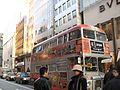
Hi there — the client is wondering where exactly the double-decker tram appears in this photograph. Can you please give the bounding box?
[30,25,110,90]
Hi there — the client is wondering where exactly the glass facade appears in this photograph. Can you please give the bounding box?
[0,33,3,67]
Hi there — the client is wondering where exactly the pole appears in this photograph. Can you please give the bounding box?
[111,18,118,65]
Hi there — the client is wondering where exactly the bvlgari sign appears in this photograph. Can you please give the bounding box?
[99,0,120,13]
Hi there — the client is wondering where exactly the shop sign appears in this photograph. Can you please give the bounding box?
[99,0,120,13]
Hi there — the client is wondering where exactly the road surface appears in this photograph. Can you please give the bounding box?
[0,79,34,90]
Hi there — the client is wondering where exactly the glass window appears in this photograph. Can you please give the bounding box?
[49,64,56,72]
[83,29,95,39]
[69,29,81,41]
[85,57,97,71]
[58,36,63,45]
[59,6,62,13]
[59,18,62,26]
[51,39,57,47]
[72,10,76,18]
[55,21,58,27]
[72,0,76,5]
[55,9,58,16]
[67,0,71,8]
[64,34,67,43]
[63,15,67,24]
[96,32,106,41]
[63,3,66,11]
[67,13,71,21]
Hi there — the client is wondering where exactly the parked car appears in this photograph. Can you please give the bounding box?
[6,72,16,81]
[15,73,30,84]
[2,70,10,79]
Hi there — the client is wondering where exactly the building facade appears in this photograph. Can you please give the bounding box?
[15,18,25,72]
[29,0,54,45]
[83,0,120,61]
[0,33,3,67]
[2,36,14,69]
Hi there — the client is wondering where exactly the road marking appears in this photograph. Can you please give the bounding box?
[0,79,33,90]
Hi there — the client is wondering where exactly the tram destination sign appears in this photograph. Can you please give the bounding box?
[90,41,104,53]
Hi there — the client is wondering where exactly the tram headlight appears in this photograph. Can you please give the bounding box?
[87,81,92,87]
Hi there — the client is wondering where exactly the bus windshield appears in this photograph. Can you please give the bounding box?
[96,32,106,41]
[85,57,97,71]
[83,29,95,39]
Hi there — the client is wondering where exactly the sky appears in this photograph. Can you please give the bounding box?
[0,0,26,44]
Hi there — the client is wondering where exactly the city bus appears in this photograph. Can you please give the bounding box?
[30,25,110,90]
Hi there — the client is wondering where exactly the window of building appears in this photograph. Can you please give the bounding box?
[72,0,76,5]
[72,10,76,18]
[69,29,81,41]
[67,13,71,21]
[67,0,71,8]
[55,21,58,28]
[55,9,58,16]
[63,15,67,24]
[59,6,62,13]
[83,29,95,39]
[64,34,67,43]
[59,18,62,26]
[35,30,37,35]
[63,3,66,11]
[58,36,63,45]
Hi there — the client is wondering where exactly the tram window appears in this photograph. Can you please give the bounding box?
[85,57,97,71]
[49,64,56,72]
[69,29,81,41]
[51,39,57,47]
[58,36,63,45]
[83,29,95,39]
[57,62,67,71]
[36,66,41,72]
[96,32,106,41]
[43,43,48,50]
[64,34,67,43]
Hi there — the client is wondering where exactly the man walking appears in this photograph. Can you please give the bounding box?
[34,67,51,90]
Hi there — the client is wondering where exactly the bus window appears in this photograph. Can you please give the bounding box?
[64,34,67,43]
[51,39,57,47]
[58,36,63,45]
[33,45,42,53]
[57,61,67,72]
[96,32,107,41]
[83,29,95,39]
[85,57,97,71]
[43,43,48,50]
[49,64,56,72]
[36,66,41,72]
[69,29,81,41]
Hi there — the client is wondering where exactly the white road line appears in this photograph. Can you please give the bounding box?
[0,79,33,90]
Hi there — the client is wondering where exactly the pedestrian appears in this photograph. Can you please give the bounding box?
[68,64,87,90]
[103,66,120,90]
[34,67,51,90]
[103,64,114,85]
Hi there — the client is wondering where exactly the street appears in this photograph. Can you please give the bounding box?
[0,79,34,90]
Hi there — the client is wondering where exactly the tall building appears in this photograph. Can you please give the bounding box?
[15,18,26,72]
[0,33,3,67]
[2,35,15,69]
[29,0,54,44]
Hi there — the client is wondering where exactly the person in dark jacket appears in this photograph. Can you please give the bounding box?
[103,66,120,90]
[34,67,51,90]
[103,64,114,85]
[68,64,87,90]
